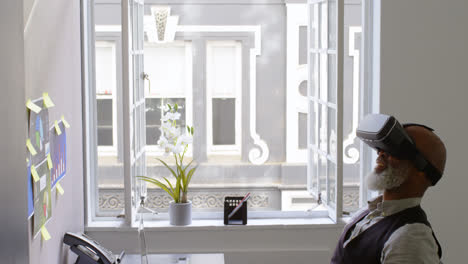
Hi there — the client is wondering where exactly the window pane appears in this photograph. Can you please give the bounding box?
[307,151,319,195]
[319,105,328,152]
[97,98,113,146]
[94,34,123,217]
[319,155,327,203]
[308,53,317,97]
[319,53,328,101]
[328,159,336,207]
[308,102,318,147]
[328,54,337,104]
[212,98,235,145]
[320,2,328,49]
[328,107,337,158]
[328,0,337,50]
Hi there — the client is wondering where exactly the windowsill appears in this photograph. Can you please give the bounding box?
[85,217,345,232]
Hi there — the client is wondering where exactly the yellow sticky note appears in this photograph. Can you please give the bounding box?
[47,154,53,170]
[56,183,64,195]
[26,99,41,113]
[31,165,40,182]
[26,139,37,156]
[54,120,62,135]
[41,226,51,241]
[61,115,70,128]
[42,92,55,108]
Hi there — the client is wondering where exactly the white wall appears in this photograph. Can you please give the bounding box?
[377,0,468,262]
[86,223,343,263]
[24,0,84,263]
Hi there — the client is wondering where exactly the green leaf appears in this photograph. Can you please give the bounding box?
[191,126,194,135]
[168,104,172,110]
[183,159,194,174]
[187,125,190,134]
[186,166,198,189]
[178,164,188,192]
[174,103,178,111]
[175,176,181,203]
[156,158,178,179]
[137,176,176,200]
[163,177,175,193]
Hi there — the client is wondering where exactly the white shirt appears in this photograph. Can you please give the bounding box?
[343,196,441,264]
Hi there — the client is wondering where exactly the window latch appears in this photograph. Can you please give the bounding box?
[142,72,151,94]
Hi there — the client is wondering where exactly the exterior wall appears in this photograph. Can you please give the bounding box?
[376,0,468,262]
[24,0,84,263]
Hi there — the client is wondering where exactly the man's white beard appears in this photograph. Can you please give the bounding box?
[366,164,409,191]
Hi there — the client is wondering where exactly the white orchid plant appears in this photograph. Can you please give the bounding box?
[138,103,196,204]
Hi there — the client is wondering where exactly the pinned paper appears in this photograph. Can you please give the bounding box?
[41,226,51,241]
[26,139,37,156]
[31,165,40,182]
[26,99,41,113]
[54,120,62,135]
[61,115,70,128]
[42,93,55,108]
[47,154,53,169]
[56,183,64,195]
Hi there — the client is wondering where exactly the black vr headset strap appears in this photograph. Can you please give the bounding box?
[402,123,442,185]
[402,123,434,131]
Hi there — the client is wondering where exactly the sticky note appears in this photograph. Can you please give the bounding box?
[31,165,40,182]
[26,99,41,113]
[26,139,37,156]
[56,183,64,195]
[47,154,53,170]
[42,92,55,108]
[41,226,51,241]
[54,120,62,135]
[61,115,70,128]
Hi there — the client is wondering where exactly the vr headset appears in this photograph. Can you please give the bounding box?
[356,114,442,185]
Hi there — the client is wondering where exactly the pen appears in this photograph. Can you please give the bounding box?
[228,193,250,219]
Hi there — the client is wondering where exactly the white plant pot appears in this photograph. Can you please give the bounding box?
[169,201,192,226]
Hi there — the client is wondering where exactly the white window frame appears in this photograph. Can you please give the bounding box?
[206,41,242,156]
[95,40,119,156]
[307,0,344,222]
[83,0,376,226]
[143,41,193,157]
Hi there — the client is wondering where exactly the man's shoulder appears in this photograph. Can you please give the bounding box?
[382,223,440,263]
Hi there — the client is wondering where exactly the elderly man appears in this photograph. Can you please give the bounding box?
[331,114,446,264]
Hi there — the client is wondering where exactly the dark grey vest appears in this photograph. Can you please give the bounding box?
[330,205,442,264]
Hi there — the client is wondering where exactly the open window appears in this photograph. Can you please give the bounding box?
[307,0,344,222]
[122,0,146,224]
[86,0,369,222]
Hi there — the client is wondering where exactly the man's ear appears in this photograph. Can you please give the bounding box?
[414,169,431,188]
[420,171,433,187]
